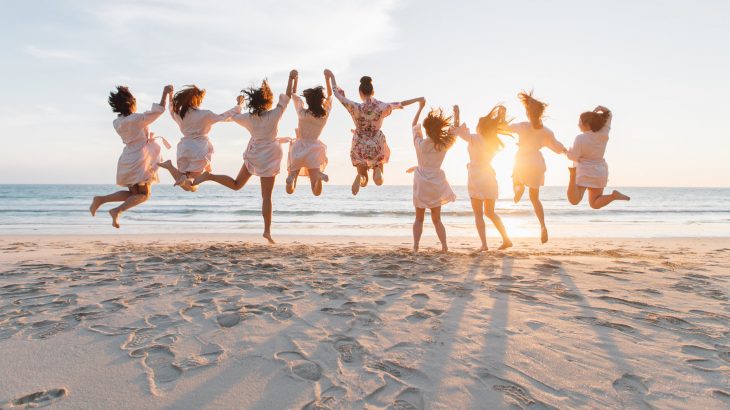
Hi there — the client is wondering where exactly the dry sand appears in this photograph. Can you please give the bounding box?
[0,235,729,409]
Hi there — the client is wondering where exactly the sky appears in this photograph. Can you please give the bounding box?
[1,0,729,189]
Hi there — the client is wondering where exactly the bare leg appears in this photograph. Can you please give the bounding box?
[285,170,299,195]
[484,200,513,250]
[529,188,548,244]
[430,206,448,253]
[90,191,131,216]
[109,189,150,229]
[412,207,425,253]
[308,169,323,196]
[470,198,488,252]
[567,167,586,205]
[260,176,276,244]
[195,164,252,191]
[513,182,525,203]
[373,164,384,186]
[158,160,184,182]
[587,188,631,209]
[352,165,368,195]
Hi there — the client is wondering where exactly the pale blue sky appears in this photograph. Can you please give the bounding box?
[1,0,728,188]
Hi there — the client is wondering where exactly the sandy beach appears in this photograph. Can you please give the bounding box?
[0,235,729,409]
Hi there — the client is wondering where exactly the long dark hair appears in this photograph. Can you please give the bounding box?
[476,105,508,152]
[242,79,273,116]
[302,86,327,118]
[108,86,135,117]
[173,85,205,119]
[580,107,611,132]
[359,76,374,97]
[423,108,456,152]
[518,90,547,129]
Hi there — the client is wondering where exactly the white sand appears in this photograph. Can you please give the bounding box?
[0,235,729,409]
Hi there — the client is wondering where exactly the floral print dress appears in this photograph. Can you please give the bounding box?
[333,86,401,168]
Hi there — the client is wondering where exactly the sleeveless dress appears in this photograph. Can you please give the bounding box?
[287,94,330,176]
[170,104,241,173]
[567,113,612,188]
[454,124,499,200]
[114,103,165,187]
[232,94,290,177]
[506,122,565,188]
[411,124,456,208]
[333,86,401,168]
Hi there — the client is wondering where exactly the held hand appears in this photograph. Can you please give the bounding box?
[164,85,174,94]
[323,69,333,78]
[453,105,459,114]
[290,69,299,79]
[418,97,426,109]
[236,94,245,105]
[595,105,608,112]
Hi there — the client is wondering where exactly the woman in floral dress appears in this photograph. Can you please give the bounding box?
[324,69,423,195]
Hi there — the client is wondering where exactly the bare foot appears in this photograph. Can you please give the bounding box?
[192,171,211,186]
[90,197,102,216]
[263,232,275,244]
[476,245,489,253]
[540,226,548,244]
[612,190,630,201]
[351,175,362,196]
[373,167,384,186]
[176,176,193,192]
[158,160,173,170]
[320,173,329,183]
[498,240,513,250]
[109,208,121,228]
[360,172,368,187]
[285,174,296,194]
[412,245,419,254]
[513,184,525,203]
[440,246,449,253]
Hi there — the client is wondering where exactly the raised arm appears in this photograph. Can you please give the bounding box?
[324,72,333,98]
[159,85,173,107]
[285,69,298,97]
[453,105,460,128]
[325,69,357,113]
[412,97,426,127]
[401,97,424,108]
[594,105,612,134]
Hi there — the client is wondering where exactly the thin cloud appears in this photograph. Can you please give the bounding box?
[25,45,95,63]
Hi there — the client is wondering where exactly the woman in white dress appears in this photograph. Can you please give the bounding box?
[566,105,630,208]
[194,70,298,244]
[285,71,333,196]
[409,98,456,253]
[324,69,423,195]
[159,85,242,192]
[454,104,513,251]
[504,91,566,244]
[90,84,173,228]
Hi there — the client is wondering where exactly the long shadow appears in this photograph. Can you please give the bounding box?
[466,255,513,407]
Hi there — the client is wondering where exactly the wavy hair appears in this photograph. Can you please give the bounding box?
[423,108,456,152]
[302,86,327,118]
[108,86,136,117]
[242,79,273,116]
[172,85,205,119]
[476,104,509,152]
[580,107,611,132]
[518,90,547,129]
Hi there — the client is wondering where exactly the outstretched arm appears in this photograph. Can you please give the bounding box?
[160,85,173,107]
[324,69,337,89]
[324,72,333,97]
[412,97,426,127]
[286,69,298,97]
[401,97,424,108]
[453,105,460,127]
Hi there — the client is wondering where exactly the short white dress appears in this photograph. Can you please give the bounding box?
[455,125,499,200]
[170,104,241,174]
[114,103,165,187]
[411,124,456,209]
[567,113,612,188]
[287,94,330,176]
[232,94,290,177]
[506,122,566,188]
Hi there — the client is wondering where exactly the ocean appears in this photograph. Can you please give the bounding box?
[0,185,728,238]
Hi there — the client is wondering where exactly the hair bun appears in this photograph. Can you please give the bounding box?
[360,76,372,85]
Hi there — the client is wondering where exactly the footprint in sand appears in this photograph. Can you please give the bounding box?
[216,312,241,328]
[177,343,225,371]
[275,351,322,381]
[391,387,425,410]
[28,319,74,340]
[87,324,138,336]
[477,369,552,410]
[272,303,294,320]
[331,335,364,364]
[366,360,429,385]
[1,388,68,409]
[122,328,157,351]
[302,385,347,410]
[612,373,652,409]
[134,345,183,386]
[409,293,429,309]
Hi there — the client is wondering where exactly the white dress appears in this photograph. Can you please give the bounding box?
[506,122,565,188]
[455,125,499,200]
[287,94,330,176]
[114,103,165,187]
[411,124,456,209]
[567,113,612,188]
[170,104,242,174]
[232,94,290,177]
